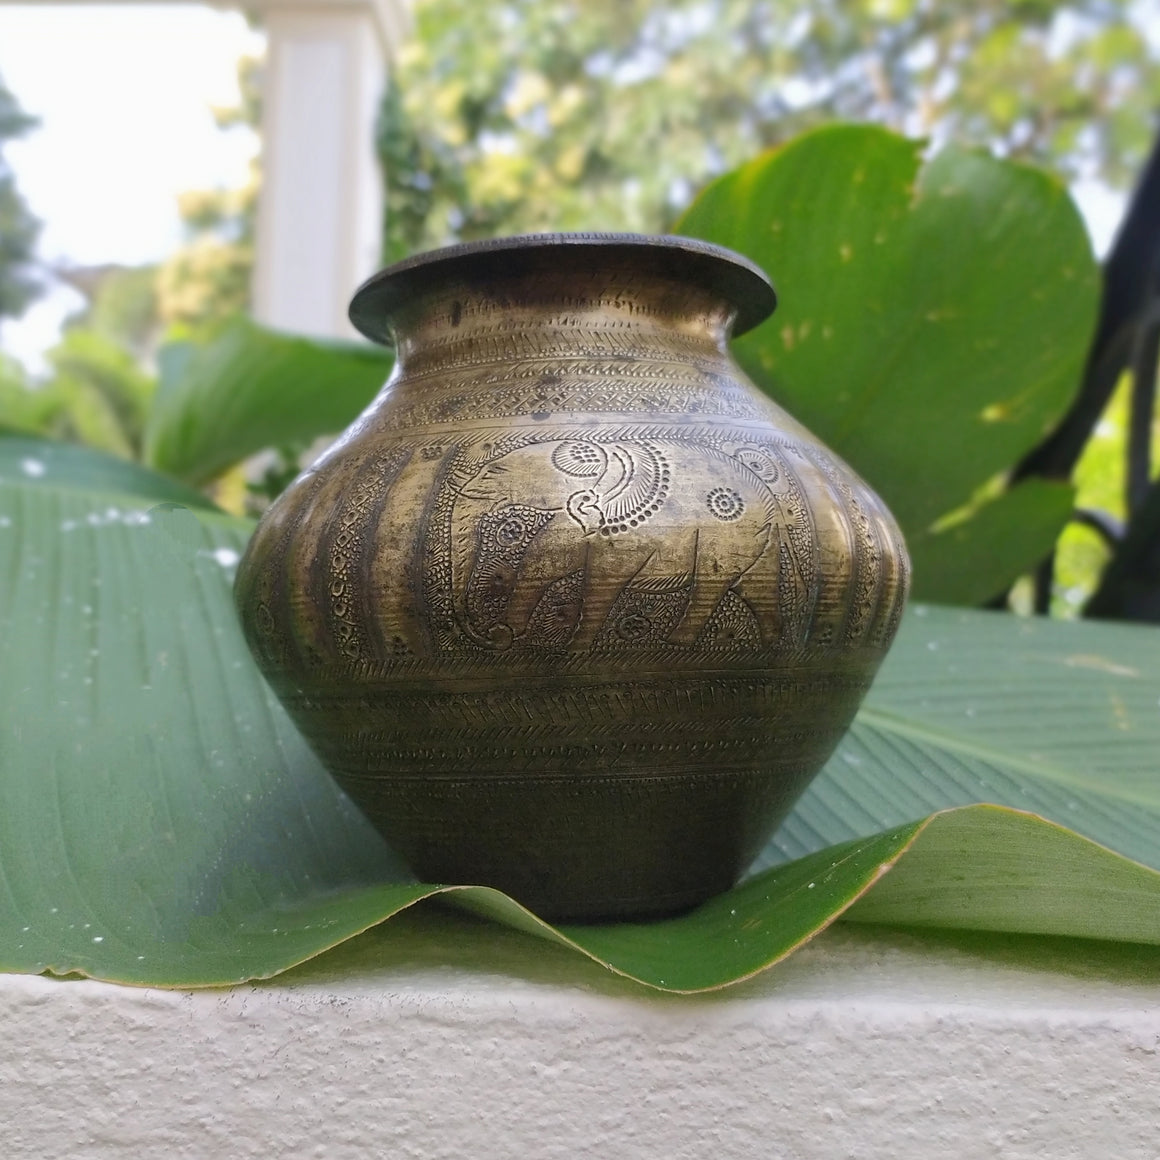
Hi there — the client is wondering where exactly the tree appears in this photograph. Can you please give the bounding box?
[0,54,258,470]
[155,53,261,333]
[57,263,164,360]
[0,72,41,319]
[0,343,153,457]
[379,0,1160,260]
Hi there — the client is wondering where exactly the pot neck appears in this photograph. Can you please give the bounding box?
[386,267,738,375]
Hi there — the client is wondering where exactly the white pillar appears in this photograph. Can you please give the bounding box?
[250,1,406,338]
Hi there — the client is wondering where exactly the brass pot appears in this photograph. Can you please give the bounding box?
[235,233,909,921]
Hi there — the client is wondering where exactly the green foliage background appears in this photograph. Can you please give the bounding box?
[0,72,40,320]
[380,0,1160,258]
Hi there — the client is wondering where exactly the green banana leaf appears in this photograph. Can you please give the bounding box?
[676,124,1099,605]
[0,433,217,510]
[145,320,394,486]
[2,469,1158,991]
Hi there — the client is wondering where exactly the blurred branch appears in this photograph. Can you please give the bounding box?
[1012,124,1160,614]
[1017,130,1160,484]
[1126,301,1160,515]
[1086,477,1160,620]
[1071,507,1124,548]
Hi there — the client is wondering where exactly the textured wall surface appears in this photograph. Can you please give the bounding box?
[3,914,1159,1159]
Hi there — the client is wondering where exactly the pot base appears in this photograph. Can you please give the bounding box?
[333,764,819,922]
[279,664,870,921]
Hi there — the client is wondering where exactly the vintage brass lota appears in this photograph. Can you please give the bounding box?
[234,233,910,921]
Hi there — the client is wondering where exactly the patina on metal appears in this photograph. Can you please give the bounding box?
[234,233,910,921]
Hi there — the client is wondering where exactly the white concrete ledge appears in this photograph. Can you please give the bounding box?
[3,915,1160,1158]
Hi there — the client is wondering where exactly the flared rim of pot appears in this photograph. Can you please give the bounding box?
[348,232,777,345]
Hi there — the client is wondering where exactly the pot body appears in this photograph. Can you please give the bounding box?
[235,235,909,920]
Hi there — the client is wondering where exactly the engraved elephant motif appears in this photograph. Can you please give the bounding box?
[449,437,807,650]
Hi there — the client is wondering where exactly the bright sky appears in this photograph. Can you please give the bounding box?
[0,3,1132,374]
[0,3,264,369]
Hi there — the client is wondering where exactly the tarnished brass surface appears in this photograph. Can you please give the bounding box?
[235,233,910,920]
